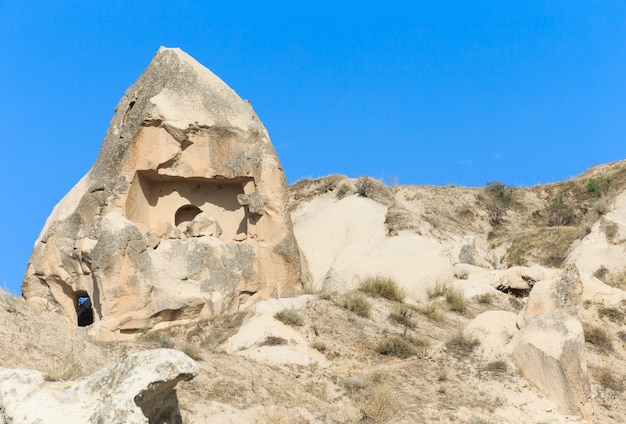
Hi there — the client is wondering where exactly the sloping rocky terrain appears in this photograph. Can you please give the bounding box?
[3,159,626,423]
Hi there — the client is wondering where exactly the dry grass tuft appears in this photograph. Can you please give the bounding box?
[446,334,480,358]
[598,306,625,324]
[181,343,202,360]
[342,293,371,317]
[274,308,304,326]
[377,335,430,359]
[584,324,613,353]
[358,275,405,302]
[260,335,288,346]
[427,283,466,313]
[417,302,444,322]
[473,292,493,305]
[485,360,508,375]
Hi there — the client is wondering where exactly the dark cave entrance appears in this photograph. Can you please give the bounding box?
[77,293,94,327]
[175,204,203,227]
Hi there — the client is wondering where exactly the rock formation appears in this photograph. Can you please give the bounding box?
[22,47,303,338]
[511,265,593,420]
[0,349,198,424]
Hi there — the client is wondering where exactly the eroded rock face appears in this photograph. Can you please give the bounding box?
[511,310,593,421]
[0,349,198,424]
[22,47,303,338]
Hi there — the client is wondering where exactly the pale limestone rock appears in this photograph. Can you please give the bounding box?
[519,264,584,328]
[510,310,593,421]
[463,310,518,361]
[22,47,303,338]
[0,349,198,424]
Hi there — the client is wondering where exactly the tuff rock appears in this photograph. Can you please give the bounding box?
[0,348,198,424]
[22,47,303,338]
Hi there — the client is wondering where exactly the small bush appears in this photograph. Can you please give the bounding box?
[181,343,202,360]
[603,221,619,242]
[158,336,175,348]
[342,293,371,317]
[275,308,304,326]
[358,275,405,302]
[547,194,577,226]
[598,307,625,324]
[598,368,624,393]
[427,282,450,299]
[260,335,288,346]
[446,334,480,358]
[594,265,610,280]
[482,181,514,226]
[418,302,444,322]
[389,305,414,335]
[584,324,613,352]
[312,340,327,352]
[377,335,429,359]
[473,292,493,305]
[485,360,508,374]
[587,177,612,198]
[446,287,467,313]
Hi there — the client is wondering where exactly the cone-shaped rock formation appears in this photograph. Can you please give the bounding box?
[22,47,303,339]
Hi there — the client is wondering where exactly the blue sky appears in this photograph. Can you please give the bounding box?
[1,1,625,294]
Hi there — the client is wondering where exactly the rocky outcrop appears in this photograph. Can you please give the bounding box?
[22,47,303,338]
[0,349,198,424]
[511,310,593,420]
[511,265,593,420]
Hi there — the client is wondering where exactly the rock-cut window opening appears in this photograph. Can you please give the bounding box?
[77,294,94,327]
[175,204,203,227]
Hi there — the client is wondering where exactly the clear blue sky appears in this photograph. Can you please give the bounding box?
[1,1,625,294]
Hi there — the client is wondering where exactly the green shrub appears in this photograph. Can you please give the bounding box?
[275,308,304,326]
[587,177,612,198]
[358,275,405,302]
[342,293,371,317]
[377,335,429,359]
[158,336,175,348]
[482,181,514,226]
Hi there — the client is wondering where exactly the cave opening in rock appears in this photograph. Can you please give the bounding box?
[175,204,203,227]
[77,293,94,327]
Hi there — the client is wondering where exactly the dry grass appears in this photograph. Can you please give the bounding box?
[358,275,405,302]
[417,302,444,322]
[341,293,371,317]
[427,283,467,313]
[376,335,430,359]
[485,360,508,375]
[275,308,304,326]
[584,324,613,353]
[598,306,625,324]
[260,335,288,346]
[446,334,480,358]
[473,293,493,305]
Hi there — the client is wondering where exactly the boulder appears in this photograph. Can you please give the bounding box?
[22,47,303,338]
[510,310,593,421]
[519,264,583,328]
[0,349,198,424]
[463,310,518,361]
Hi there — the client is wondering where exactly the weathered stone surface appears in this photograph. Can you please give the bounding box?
[463,310,518,361]
[519,264,584,328]
[510,310,593,421]
[0,349,198,424]
[22,47,303,338]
